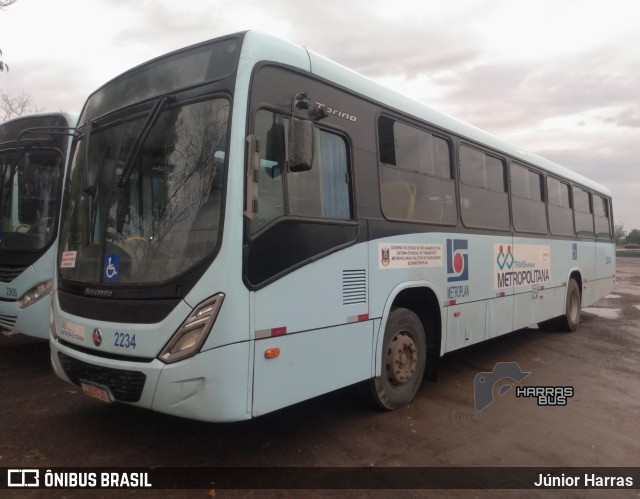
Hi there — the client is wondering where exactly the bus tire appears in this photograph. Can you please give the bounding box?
[558,279,581,332]
[369,307,427,410]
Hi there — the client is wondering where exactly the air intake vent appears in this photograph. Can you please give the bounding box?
[0,265,28,283]
[342,269,367,305]
[0,313,17,329]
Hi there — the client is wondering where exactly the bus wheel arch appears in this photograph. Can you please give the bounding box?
[369,286,442,410]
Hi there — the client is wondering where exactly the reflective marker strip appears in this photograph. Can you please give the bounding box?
[347,314,369,323]
[255,327,287,340]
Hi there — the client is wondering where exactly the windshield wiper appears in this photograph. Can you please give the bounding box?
[118,94,175,187]
[77,122,102,240]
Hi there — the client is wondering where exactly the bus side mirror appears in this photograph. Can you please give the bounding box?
[288,118,313,172]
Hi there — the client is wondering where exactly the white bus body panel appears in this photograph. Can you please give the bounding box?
[251,243,373,416]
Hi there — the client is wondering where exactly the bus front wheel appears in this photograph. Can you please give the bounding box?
[369,307,427,410]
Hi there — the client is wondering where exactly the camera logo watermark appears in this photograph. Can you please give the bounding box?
[474,362,531,411]
[474,362,574,412]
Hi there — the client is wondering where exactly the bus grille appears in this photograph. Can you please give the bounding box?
[0,264,27,282]
[0,313,17,329]
[58,352,146,403]
[342,269,367,305]
[58,290,180,324]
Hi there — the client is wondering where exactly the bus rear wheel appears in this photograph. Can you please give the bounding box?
[369,307,427,410]
[540,278,581,332]
[558,278,581,332]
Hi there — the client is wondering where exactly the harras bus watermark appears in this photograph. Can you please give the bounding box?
[474,362,574,412]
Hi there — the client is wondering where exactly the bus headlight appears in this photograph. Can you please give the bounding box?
[159,294,224,364]
[16,280,53,309]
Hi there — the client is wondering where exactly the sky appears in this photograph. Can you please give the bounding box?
[1,0,639,232]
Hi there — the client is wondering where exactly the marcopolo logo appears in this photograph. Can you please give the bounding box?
[446,239,468,282]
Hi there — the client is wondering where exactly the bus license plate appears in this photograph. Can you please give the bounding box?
[80,381,112,403]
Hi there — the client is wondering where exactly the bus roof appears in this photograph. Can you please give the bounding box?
[0,111,79,128]
[241,31,611,197]
[0,111,79,146]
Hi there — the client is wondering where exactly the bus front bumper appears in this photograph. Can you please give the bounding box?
[50,339,253,422]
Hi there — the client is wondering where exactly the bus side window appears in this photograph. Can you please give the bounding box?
[594,195,612,240]
[252,110,286,233]
[380,177,416,219]
[547,177,574,236]
[288,129,351,220]
[573,186,594,237]
[378,116,456,224]
[511,162,546,234]
[459,145,509,230]
[251,109,351,234]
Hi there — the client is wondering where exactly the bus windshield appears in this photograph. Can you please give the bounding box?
[60,97,230,284]
[0,147,64,252]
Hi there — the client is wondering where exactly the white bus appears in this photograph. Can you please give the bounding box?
[50,32,615,421]
[0,112,77,338]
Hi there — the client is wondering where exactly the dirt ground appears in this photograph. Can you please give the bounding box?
[1,258,639,498]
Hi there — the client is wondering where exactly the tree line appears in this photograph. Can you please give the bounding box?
[616,224,640,245]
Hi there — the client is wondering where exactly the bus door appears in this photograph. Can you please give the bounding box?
[245,102,372,416]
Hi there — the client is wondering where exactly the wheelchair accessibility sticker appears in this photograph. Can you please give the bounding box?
[103,254,120,282]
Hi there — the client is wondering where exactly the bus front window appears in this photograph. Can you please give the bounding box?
[0,149,63,251]
[61,98,230,284]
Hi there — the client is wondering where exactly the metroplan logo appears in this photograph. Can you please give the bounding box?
[446,239,468,282]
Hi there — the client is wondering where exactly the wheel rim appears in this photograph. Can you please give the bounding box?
[385,331,418,386]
